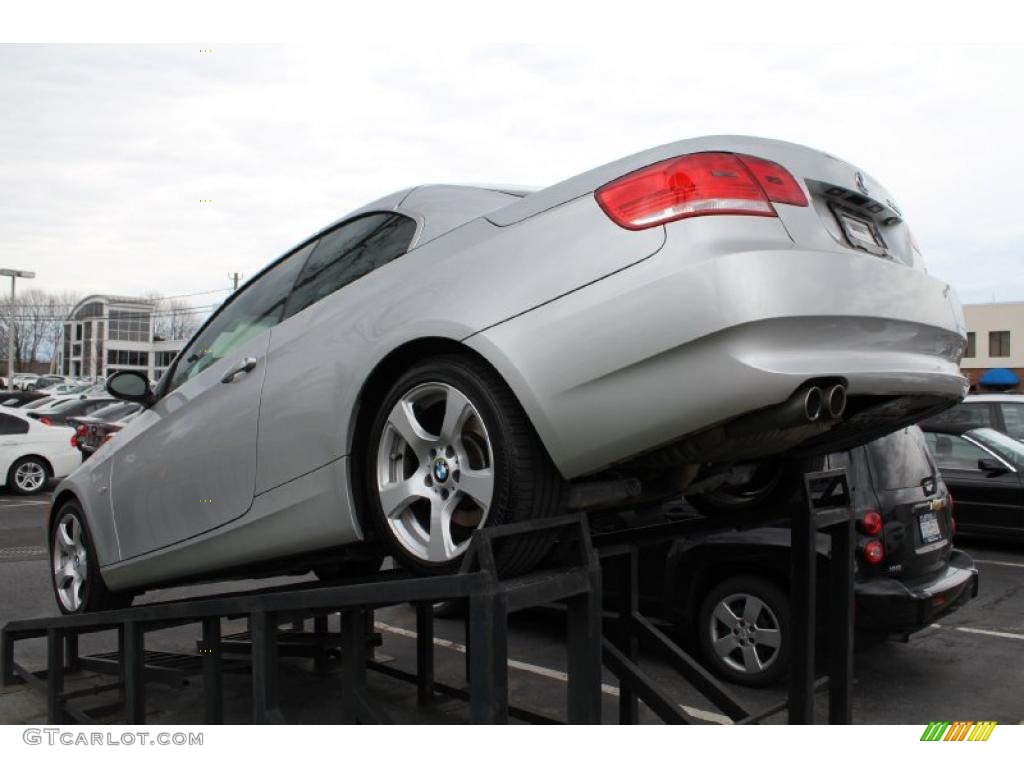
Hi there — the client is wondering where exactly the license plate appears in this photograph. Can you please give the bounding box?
[839,211,883,250]
[918,511,942,543]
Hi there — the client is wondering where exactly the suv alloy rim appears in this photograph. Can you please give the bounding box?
[15,461,46,492]
[53,513,88,612]
[376,382,495,563]
[709,592,783,675]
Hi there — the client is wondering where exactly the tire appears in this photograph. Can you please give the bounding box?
[7,456,51,495]
[364,354,565,576]
[697,575,791,687]
[50,502,133,614]
[686,455,821,515]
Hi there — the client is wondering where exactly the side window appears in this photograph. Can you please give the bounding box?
[285,213,417,318]
[999,403,1024,440]
[925,432,989,472]
[0,414,29,435]
[167,241,315,393]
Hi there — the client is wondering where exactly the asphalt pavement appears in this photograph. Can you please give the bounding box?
[1,488,1022,725]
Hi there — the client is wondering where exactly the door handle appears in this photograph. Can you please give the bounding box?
[221,356,258,383]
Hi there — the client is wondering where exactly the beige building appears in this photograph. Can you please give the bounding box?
[961,301,1024,389]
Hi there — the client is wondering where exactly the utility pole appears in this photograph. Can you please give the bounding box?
[228,272,243,291]
[0,269,35,387]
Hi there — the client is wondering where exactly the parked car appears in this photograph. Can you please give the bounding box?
[0,407,81,495]
[50,136,967,614]
[0,391,48,408]
[625,426,977,686]
[27,397,115,427]
[11,373,39,391]
[25,375,65,392]
[920,393,1024,442]
[37,383,87,397]
[69,402,142,460]
[922,426,1024,542]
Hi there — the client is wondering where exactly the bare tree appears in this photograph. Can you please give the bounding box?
[144,293,201,341]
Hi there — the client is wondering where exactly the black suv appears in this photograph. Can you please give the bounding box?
[632,426,978,686]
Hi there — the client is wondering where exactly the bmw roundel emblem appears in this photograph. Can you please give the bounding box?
[855,171,869,196]
[432,458,450,483]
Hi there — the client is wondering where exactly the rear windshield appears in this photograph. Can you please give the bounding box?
[865,427,935,491]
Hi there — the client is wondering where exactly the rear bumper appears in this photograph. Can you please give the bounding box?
[471,236,968,478]
[854,550,979,634]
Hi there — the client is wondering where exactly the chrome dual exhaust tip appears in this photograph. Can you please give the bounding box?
[803,386,823,422]
[826,384,847,419]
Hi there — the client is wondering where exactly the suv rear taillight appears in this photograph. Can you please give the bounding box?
[858,510,883,536]
[862,540,884,564]
[595,152,808,230]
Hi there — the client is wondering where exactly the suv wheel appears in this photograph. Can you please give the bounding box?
[365,355,564,576]
[697,575,790,687]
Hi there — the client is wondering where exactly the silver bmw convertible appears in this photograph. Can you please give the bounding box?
[49,135,967,613]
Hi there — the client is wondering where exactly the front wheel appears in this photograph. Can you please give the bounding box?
[365,355,565,576]
[50,503,133,614]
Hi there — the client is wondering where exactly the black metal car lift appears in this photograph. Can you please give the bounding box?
[2,470,854,725]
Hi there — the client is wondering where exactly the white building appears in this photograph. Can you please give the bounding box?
[961,301,1024,389]
[56,295,187,383]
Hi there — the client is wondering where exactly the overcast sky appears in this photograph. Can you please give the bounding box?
[1,43,1022,319]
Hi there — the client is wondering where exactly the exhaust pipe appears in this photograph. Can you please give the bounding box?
[803,386,823,422]
[826,384,847,419]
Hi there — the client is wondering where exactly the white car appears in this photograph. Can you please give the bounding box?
[0,407,81,494]
[11,373,39,391]
[37,383,86,396]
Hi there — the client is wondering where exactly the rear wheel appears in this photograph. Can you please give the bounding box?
[50,503,132,614]
[8,456,50,495]
[365,355,564,576]
[697,575,790,687]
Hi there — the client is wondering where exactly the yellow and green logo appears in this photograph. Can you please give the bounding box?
[920,721,996,741]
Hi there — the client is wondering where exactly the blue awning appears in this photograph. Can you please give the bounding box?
[979,368,1020,386]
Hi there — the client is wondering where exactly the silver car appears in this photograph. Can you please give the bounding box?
[49,136,967,613]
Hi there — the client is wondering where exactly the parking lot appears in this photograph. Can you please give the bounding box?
[1,487,1022,725]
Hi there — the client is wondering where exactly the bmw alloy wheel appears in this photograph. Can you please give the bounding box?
[52,512,89,612]
[375,381,495,564]
[13,460,47,493]
[708,591,783,676]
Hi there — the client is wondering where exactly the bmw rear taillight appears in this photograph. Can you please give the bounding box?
[858,510,883,536]
[39,417,52,426]
[862,540,884,565]
[70,435,78,448]
[595,152,807,230]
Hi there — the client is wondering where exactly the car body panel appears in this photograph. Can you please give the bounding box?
[470,235,964,477]
[101,454,357,591]
[109,330,270,560]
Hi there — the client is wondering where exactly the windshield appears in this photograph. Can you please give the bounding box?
[865,426,936,490]
[969,428,1024,465]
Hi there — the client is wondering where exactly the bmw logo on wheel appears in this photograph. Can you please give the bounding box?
[432,458,450,483]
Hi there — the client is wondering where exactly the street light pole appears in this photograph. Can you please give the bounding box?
[0,269,36,387]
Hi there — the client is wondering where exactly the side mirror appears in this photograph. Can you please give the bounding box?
[977,457,1008,476]
[106,370,155,406]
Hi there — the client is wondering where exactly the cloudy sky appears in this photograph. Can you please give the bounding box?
[1,43,1022,320]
